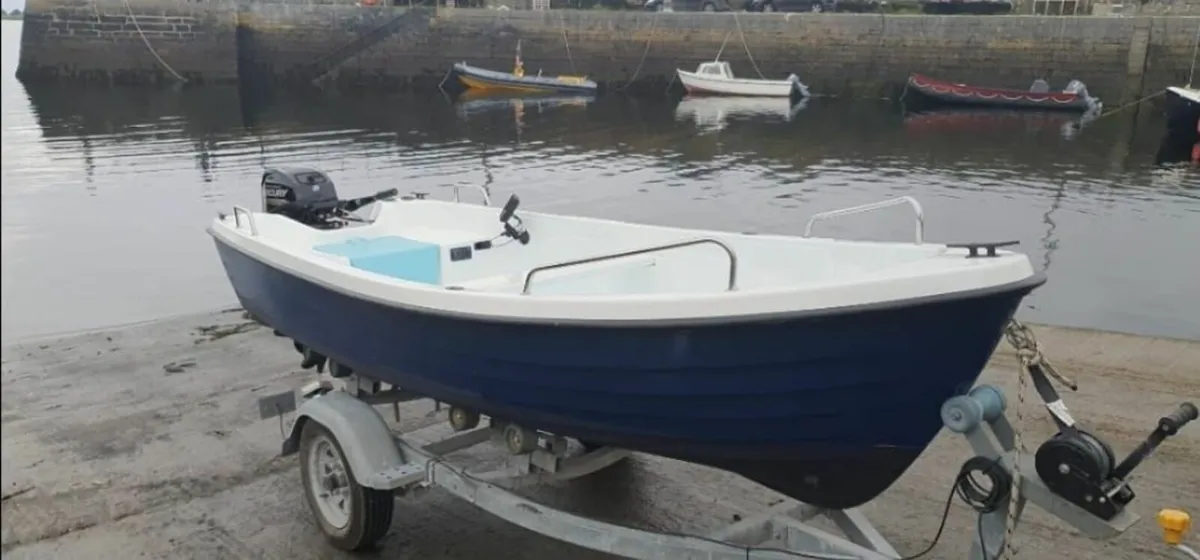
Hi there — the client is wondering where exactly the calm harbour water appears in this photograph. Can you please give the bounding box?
[2,19,1199,343]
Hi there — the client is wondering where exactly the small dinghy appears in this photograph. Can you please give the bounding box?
[452,40,596,95]
[905,73,1101,112]
[210,168,1044,510]
[453,62,597,95]
[676,61,810,98]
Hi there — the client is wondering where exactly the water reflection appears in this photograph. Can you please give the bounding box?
[673,96,808,133]
[901,106,1101,141]
[453,89,596,115]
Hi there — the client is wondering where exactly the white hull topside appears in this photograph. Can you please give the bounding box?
[676,69,809,98]
[1167,86,1200,105]
[208,196,1037,323]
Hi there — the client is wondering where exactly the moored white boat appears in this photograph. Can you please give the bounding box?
[209,168,1044,511]
[676,61,810,98]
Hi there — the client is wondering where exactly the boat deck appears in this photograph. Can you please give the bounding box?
[2,309,1197,559]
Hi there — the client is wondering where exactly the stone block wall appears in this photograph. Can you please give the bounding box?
[17,1,1200,102]
[240,7,1196,101]
[1141,0,1200,14]
[1146,17,1200,90]
[17,0,239,85]
[235,3,434,85]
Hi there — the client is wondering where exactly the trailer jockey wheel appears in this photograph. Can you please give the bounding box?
[1035,429,1124,519]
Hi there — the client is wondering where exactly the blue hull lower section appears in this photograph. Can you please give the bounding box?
[1165,88,1200,143]
[215,239,1041,508]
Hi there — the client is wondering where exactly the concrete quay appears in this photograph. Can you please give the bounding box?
[14,0,1200,103]
[1,308,1197,559]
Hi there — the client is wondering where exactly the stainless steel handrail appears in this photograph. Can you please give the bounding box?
[232,206,258,236]
[803,196,925,244]
[453,183,492,206]
[521,238,738,295]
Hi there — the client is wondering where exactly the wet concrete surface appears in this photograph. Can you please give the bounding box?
[2,309,1198,559]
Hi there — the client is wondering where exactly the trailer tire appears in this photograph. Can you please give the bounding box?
[299,421,394,552]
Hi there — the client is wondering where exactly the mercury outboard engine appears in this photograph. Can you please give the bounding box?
[261,167,341,227]
[260,167,397,230]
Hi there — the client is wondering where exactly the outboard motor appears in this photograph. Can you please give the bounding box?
[259,167,398,230]
[261,167,341,228]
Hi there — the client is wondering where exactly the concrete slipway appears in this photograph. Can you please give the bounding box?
[1,308,1197,559]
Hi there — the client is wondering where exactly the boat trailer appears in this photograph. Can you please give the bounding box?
[257,344,1197,560]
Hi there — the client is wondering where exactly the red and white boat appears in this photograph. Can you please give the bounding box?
[904,73,1100,112]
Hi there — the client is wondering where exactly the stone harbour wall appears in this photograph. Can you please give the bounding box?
[16,0,1200,102]
[17,0,240,85]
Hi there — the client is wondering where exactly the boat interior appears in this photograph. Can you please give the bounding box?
[226,193,1029,299]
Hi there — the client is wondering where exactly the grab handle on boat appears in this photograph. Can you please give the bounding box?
[453,183,492,206]
[521,238,738,295]
[803,196,925,244]
[232,206,258,236]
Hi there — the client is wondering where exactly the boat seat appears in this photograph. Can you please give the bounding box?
[314,236,441,285]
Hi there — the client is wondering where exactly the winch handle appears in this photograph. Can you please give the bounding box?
[1111,402,1197,481]
[1160,402,1198,434]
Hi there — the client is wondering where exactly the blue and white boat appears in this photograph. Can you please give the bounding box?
[209,167,1045,510]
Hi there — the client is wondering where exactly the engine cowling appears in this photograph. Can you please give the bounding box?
[261,167,341,226]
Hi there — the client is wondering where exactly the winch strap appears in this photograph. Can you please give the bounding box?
[1028,363,1079,435]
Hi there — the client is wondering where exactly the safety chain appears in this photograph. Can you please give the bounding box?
[999,319,1078,560]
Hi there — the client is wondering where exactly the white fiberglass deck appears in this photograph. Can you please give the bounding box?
[208,197,1036,322]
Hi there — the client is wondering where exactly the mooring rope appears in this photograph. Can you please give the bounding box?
[1092,89,1166,121]
[715,30,732,62]
[559,11,577,74]
[124,0,188,84]
[731,11,766,80]
[615,9,660,91]
[663,71,677,94]
[1000,319,1080,560]
[1189,20,1200,87]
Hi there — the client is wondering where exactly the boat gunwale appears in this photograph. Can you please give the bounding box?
[675,68,797,88]
[209,220,1046,328]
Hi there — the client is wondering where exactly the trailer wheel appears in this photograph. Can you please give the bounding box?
[503,423,539,455]
[448,406,481,432]
[299,421,394,552]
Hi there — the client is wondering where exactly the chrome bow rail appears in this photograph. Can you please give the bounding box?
[803,196,925,244]
[452,183,492,206]
[231,206,258,236]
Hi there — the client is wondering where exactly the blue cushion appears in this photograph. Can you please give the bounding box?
[314,236,441,285]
